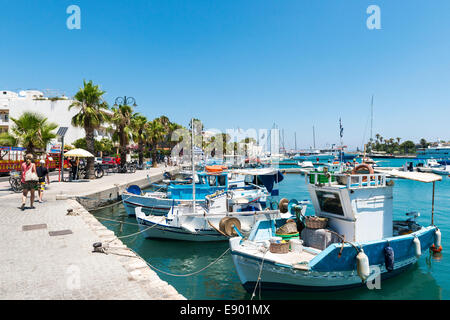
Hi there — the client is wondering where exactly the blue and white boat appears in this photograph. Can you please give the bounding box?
[230,168,443,292]
[122,168,284,216]
[134,190,308,242]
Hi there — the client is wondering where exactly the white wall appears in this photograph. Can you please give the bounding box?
[1,90,112,146]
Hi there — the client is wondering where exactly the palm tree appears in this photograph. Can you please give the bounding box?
[0,112,57,156]
[69,80,109,179]
[146,118,166,167]
[111,104,134,168]
[131,114,148,167]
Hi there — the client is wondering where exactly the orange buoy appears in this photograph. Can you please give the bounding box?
[205,165,228,173]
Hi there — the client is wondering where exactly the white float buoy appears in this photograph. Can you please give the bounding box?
[356,249,370,282]
[435,229,442,248]
[413,237,421,258]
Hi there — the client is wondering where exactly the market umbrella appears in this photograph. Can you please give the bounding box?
[64,148,95,158]
[63,148,94,181]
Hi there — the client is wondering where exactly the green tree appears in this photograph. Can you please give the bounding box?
[146,118,167,167]
[400,140,416,154]
[111,104,134,168]
[0,111,57,156]
[419,138,429,149]
[69,80,109,179]
[131,114,148,166]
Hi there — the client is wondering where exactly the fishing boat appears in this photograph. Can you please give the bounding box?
[122,167,284,216]
[432,165,450,175]
[417,143,450,161]
[229,167,442,292]
[134,190,308,241]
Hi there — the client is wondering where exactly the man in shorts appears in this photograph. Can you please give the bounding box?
[36,159,50,203]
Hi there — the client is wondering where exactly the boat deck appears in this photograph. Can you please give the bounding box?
[236,240,319,269]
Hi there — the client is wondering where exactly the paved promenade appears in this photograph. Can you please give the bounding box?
[0,166,185,300]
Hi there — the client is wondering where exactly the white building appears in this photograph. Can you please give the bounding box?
[0,90,112,149]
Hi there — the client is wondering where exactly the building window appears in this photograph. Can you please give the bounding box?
[316,191,344,216]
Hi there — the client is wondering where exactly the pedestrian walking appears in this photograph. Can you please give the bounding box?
[36,159,50,203]
[20,154,38,210]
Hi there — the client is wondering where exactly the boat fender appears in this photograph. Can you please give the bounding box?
[384,246,395,272]
[356,249,370,282]
[431,228,442,253]
[413,236,421,258]
[435,228,442,248]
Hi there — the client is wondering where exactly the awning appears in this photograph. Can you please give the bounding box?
[231,168,284,193]
[388,170,442,183]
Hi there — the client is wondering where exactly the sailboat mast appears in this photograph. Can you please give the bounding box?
[191,118,196,213]
[294,132,297,151]
[370,95,374,143]
[313,125,316,149]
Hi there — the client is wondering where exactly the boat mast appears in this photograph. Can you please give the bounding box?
[191,118,196,213]
[370,95,374,143]
[313,125,316,149]
[294,132,297,152]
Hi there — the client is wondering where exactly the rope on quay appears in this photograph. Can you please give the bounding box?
[95,240,231,278]
[135,247,231,278]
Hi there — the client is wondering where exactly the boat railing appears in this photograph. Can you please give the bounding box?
[308,172,387,188]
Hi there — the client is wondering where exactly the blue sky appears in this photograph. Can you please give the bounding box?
[1,0,450,150]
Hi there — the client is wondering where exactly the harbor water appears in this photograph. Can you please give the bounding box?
[92,159,450,300]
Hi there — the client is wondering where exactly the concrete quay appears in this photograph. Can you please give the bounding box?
[0,166,185,300]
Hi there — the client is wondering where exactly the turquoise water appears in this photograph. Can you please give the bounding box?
[275,157,419,168]
[92,167,450,300]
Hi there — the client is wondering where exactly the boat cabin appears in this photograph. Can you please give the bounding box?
[307,172,393,242]
[168,171,230,200]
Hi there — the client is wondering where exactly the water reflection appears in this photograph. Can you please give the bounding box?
[91,173,447,300]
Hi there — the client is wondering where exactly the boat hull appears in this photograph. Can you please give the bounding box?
[230,225,436,292]
[136,216,228,241]
[122,193,203,216]
[136,210,288,242]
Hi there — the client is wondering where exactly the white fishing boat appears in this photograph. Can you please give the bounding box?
[432,165,450,175]
[135,191,308,242]
[230,168,443,292]
[122,168,284,216]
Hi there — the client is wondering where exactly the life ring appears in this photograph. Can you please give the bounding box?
[351,164,374,182]
[352,164,374,175]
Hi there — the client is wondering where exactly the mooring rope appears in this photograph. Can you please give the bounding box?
[251,248,268,301]
[137,247,231,277]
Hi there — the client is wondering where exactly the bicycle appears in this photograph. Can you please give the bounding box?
[115,162,137,173]
[94,163,104,179]
[9,171,23,193]
[76,163,104,179]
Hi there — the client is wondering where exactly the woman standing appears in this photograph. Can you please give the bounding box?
[20,154,38,210]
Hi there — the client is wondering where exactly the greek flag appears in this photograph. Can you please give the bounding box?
[339,118,343,139]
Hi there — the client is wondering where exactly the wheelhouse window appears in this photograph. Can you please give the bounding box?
[316,191,344,216]
[207,175,216,186]
[217,175,227,186]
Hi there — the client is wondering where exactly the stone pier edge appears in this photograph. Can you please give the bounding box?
[65,167,186,300]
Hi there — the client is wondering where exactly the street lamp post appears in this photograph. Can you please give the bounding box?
[113,96,137,108]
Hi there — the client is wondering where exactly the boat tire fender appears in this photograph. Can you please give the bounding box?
[384,245,395,272]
